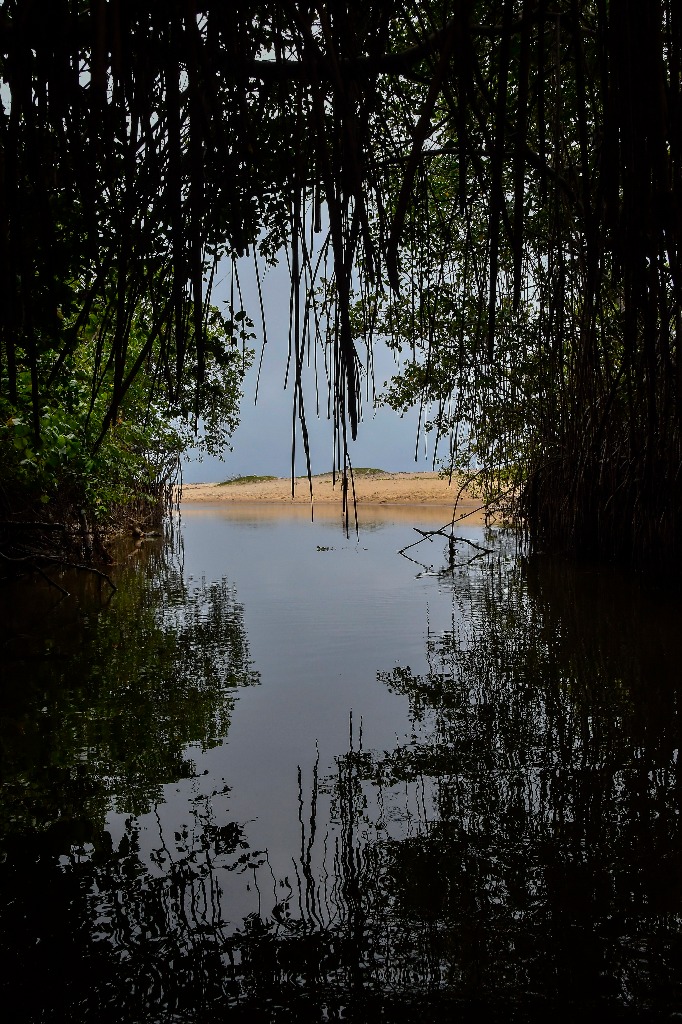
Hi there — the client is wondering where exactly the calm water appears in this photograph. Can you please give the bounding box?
[1,504,682,1022]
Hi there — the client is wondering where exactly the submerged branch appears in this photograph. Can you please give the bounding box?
[0,548,117,593]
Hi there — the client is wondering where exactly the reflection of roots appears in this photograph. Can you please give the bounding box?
[47,552,682,1017]
[75,730,400,1014]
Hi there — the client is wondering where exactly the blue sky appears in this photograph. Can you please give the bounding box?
[183,257,435,483]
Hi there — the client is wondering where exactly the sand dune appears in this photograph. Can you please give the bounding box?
[181,471,489,523]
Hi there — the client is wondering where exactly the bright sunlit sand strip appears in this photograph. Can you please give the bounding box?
[180,471,489,523]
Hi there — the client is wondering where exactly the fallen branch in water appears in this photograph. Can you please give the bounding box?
[0,548,117,592]
[31,561,71,598]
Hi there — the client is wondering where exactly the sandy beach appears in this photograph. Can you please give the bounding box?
[181,471,489,523]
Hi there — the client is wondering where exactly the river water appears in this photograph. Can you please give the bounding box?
[1,504,681,1022]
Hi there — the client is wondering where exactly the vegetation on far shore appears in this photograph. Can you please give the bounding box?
[217,469,391,486]
[299,467,391,479]
[218,475,278,486]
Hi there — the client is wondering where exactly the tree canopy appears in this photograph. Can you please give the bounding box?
[1,1,681,567]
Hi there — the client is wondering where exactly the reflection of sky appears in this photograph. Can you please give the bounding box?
[184,257,429,481]
[104,508,485,924]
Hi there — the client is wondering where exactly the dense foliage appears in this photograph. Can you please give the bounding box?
[373,3,682,569]
[0,289,251,529]
[1,1,681,568]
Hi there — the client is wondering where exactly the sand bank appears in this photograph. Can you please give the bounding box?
[181,471,488,523]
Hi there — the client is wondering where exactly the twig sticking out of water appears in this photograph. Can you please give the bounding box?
[0,549,117,593]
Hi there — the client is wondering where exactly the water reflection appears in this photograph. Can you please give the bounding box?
[1,516,681,1021]
[369,544,682,1018]
[0,530,258,833]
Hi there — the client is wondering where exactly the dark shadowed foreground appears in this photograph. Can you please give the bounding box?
[1,507,681,1022]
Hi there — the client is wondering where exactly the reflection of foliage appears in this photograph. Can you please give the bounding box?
[1,737,440,1023]
[366,540,682,1015]
[3,537,682,1020]
[0,534,259,833]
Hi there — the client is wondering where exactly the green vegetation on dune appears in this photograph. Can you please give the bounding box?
[218,475,278,486]
[295,468,389,479]
[217,470,390,485]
